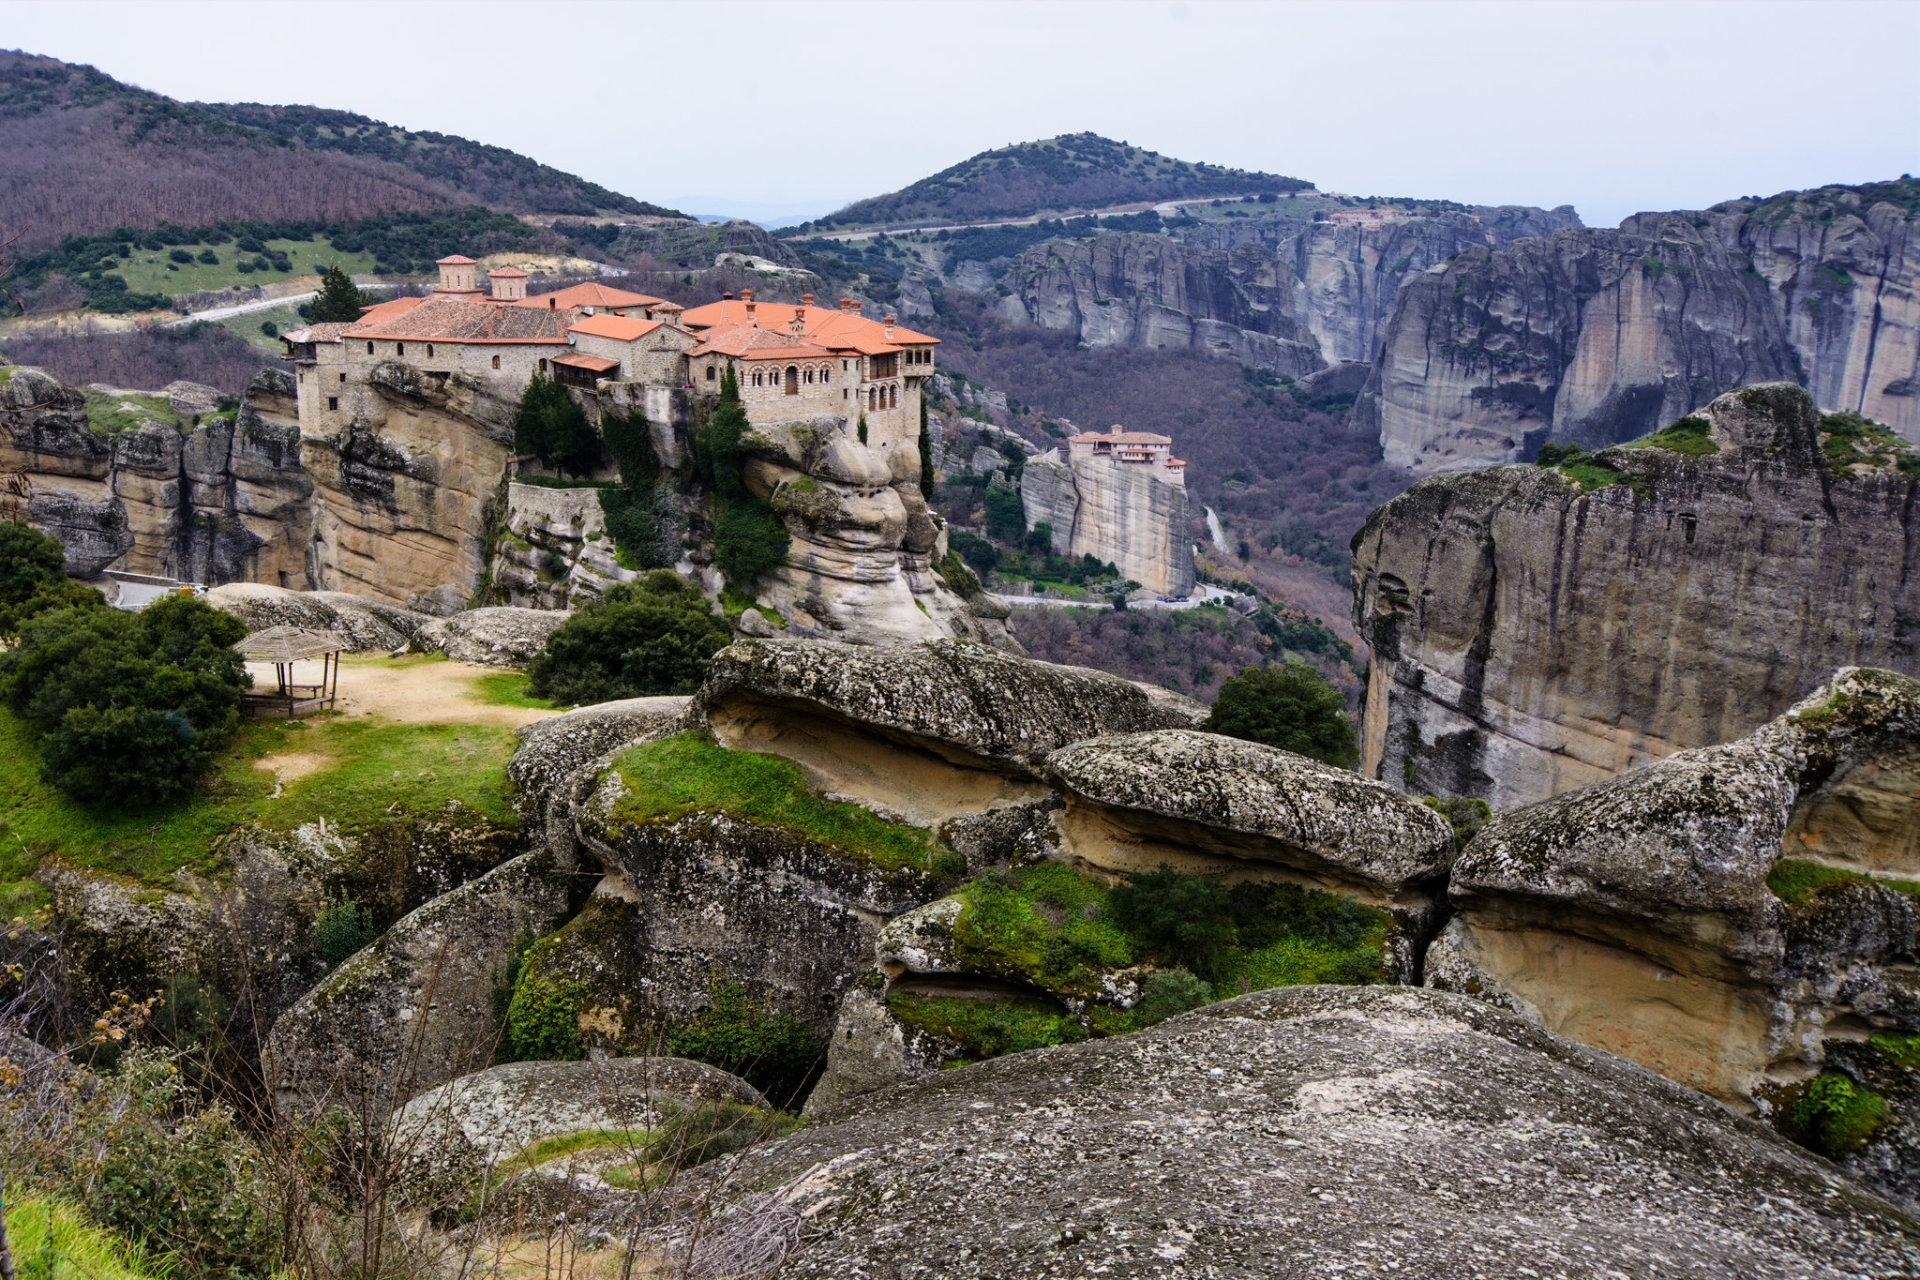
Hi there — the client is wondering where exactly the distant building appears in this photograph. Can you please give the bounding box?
[1023,425,1195,597]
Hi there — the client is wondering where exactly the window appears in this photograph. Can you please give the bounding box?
[821,365,831,383]
[366,341,374,354]
[889,385,898,409]
[539,359,548,373]
[339,372,346,383]
[327,396,338,411]
[707,365,716,382]
[784,365,799,395]
[803,367,813,385]
[396,342,404,356]
[752,370,763,387]
[426,344,434,358]
[492,355,501,370]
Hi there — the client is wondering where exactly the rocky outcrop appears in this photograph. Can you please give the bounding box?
[410,606,568,667]
[302,360,521,613]
[264,849,580,1118]
[694,638,1205,824]
[487,482,633,610]
[1351,383,1920,808]
[2,366,313,583]
[1428,667,1920,1204]
[1356,179,1920,473]
[677,985,1920,1278]
[997,206,1581,374]
[736,417,1010,647]
[1020,448,1194,597]
[205,582,430,650]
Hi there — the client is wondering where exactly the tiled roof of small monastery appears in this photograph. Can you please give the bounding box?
[515,282,665,311]
[679,300,938,356]
[568,314,667,342]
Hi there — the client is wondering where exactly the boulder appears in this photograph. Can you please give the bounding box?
[507,696,691,832]
[694,638,1205,827]
[205,583,429,652]
[677,985,1920,1279]
[264,849,581,1119]
[412,606,568,668]
[1430,667,1920,1204]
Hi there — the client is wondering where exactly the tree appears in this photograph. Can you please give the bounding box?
[0,592,249,805]
[694,365,789,589]
[0,523,100,640]
[525,572,732,705]
[303,265,370,323]
[984,484,1025,541]
[857,413,868,446]
[918,397,935,498]
[1202,661,1357,768]
[513,368,601,477]
[696,365,751,499]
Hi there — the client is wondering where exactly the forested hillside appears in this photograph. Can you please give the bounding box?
[801,133,1310,230]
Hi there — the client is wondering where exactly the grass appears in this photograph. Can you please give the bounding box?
[468,671,560,710]
[887,991,1088,1062]
[1819,411,1920,477]
[611,732,948,872]
[211,300,312,353]
[0,706,517,888]
[112,236,384,300]
[496,1127,648,1178]
[1767,858,1920,906]
[1631,414,1721,456]
[81,390,190,434]
[3,1196,174,1280]
[719,588,786,629]
[1556,456,1638,492]
[1868,1032,1920,1069]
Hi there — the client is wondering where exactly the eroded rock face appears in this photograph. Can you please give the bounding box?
[205,582,430,651]
[410,606,568,667]
[1352,383,1920,809]
[1355,183,1920,473]
[680,985,1920,1279]
[2,366,312,583]
[1430,667,1920,1203]
[694,639,1206,827]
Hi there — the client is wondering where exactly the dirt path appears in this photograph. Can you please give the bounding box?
[245,657,563,728]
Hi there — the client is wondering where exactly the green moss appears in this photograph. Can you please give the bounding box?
[1631,415,1721,456]
[1557,456,1637,491]
[887,991,1088,1060]
[81,390,185,435]
[504,939,585,1061]
[497,1126,647,1175]
[1819,410,1920,477]
[667,979,817,1105]
[719,588,785,629]
[0,706,516,887]
[1767,858,1920,906]
[611,732,948,872]
[1868,1032,1920,1071]
[1785,1073,1887,1156]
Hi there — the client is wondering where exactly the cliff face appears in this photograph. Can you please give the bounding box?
[1356,181,1920,474]
[998,206,1581,374]
[1350,384,1920,810]
[1020,452,1195,597]
[1,365,312,585]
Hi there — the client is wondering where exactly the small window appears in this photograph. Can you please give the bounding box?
[707,366,716,382]
[396,342,404,356]
[327,396,338,411]
[804,368,813,385]
[338,372,346,383]
[821,365,831,383]
[492,355,501,370]
[366,341,374,354]
[539,358,548,373]
[426,344,434,358]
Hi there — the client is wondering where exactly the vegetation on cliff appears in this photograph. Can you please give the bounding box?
[524,572,730,703]
[695,367,789,590]
[1201,661,1358,767]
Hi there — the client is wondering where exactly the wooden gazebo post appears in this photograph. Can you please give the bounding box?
[234,626,349,719]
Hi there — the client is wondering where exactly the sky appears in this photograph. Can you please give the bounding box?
[4,0,1916,228]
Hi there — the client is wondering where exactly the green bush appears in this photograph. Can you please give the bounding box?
[984,483,1025,541]
[505,965,585,1062]
[918,399,934,498]
[0,522,67,607]
[1534,441,1583,466]
[1787,1073,1887,1156]
[168,248,193,264]
[1107,867,1236,978]
[525,572,730,705]
[669,979,817,1105]
[712,501,789,589]
[600,408,659,490]
[195,249,218,266]
[0,592,249,805]
[1134,968,1213,1023]
[1422,795,1492,848]
[1202,661,1357,769]
[513,368,601,477]
[315,892,377,970]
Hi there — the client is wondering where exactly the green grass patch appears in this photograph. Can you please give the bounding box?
[954,862,1135,996]
[1868,1032,1920,1070]
[467,670,559,710]
[210,300,312,353]
[1557,456,1637,491]
[600,1102,801,1189]
[611,732,947,872]
[1819,411,1920,477]
[113,236,384,299]
[81,390,188,435]
[0,706,516,887]
[719,588,785,629]
[887,991,1088,1061]
[1767,858,1920,906]
[3,1196,174,1280]
[497,1127,648,1177]
[1631,414,1721,456]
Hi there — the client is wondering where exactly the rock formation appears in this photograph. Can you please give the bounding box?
[1355,179,1920,473]
[678,985,1920,1278]
[1429,667,1920,1205]
[1,365,312,583]
[1020,441,1195,597]
[1351,383,1920,809]
[996,206,1581,375]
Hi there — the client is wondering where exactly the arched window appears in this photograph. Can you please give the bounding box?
[706,365,716,382]
[492,355,501,370]
[784,365,799,395]
[396,342,404,356]
[367,341,375,354]
[751,370,762,387]
[868,387,877,411]
[539,359,548,374]
[821,365,831,383]
[803,367,814,385]
[426,344,434,358]
[889,385,898,409]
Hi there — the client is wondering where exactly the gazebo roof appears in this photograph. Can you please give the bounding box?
[236,625,347,662]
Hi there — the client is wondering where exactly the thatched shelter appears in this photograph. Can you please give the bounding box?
[236,625,346,718]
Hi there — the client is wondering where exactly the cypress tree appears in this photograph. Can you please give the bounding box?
[307,265,371,323]
[917,397,935,498]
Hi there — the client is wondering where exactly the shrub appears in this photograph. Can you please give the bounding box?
[600,407,659,490]
[1422,794,1492,848]
[1134,968,1213,1023]
[598,486,669,570]
[525,571,730,704]
[712,500,789,588]
[1107,866,1236,978]
[168,248,193,264]
[513,368,601,477]
[984,483,1025,540]
[1203,661,1357,768]
[668,978,817,1105]
[505,969,584,1062]
[0,521,67,606]
[1787,1073,1887,1156]
[918,399,934,498]
[195,249,218,265]
[1534,440,1583,466]
[314,893,376,970]
[0,592,249,804]
[258,320,277,338]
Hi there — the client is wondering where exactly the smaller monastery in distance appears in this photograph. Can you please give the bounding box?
[1022,427,1195,598]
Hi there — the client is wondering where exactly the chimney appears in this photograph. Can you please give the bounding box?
[802,293,815,307]
[839,297,854,314]
[744,290,756,325]
[548,296,556,312]
[790,306,805,341]
[723,291,734,300]
[884,315,896,341]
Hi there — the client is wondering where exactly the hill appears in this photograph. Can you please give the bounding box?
[799,132,1311,231]
[0,51,681,249]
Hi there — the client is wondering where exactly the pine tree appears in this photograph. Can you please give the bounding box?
[857,413,868,445]
[306,265,371,323]
[917,397,935,498]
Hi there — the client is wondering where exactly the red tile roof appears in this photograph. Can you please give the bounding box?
[689,323,832,360]
[1071,429,1173,446]
[553,353,621,373]
[569,314,664,342]
[345,298,578,344]
[678,300,939,356]
[488,267,529,278]
[517,282,666,311]
[436,254,477,265]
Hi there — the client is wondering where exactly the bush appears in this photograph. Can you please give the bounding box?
[712,501,789,589]
[315,893,376,970]
[513,368,601,477]
[1107,867,1236,978]
[1423,795,1492,848]
[1787,1072,1887,1156]
[1134,968,1213,1023]
[195,249,218,265]
[668,978,817,1105]
[505,968,584,1062]
[0,521,67,606]
[1203,661,1357,768]
[1535,440,1584,466]
[168,248,193,264]
[984,483,1025,540]
[0,592,249,804]
[525,571,730,704]
[258,320,277,338]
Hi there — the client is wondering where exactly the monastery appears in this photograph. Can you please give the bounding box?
[1022,427,1195,598]
[282,256,939,450]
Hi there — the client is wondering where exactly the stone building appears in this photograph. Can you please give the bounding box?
[1022,427,1195,597]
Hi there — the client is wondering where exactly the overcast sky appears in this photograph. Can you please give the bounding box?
[5,0,1916,227]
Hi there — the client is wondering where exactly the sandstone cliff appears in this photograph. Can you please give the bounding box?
[1,365,312,585]
[1020,449,1195,596]
[1350,384,1920,809]
[996,205,1581,374]
[1356,178,1920,473]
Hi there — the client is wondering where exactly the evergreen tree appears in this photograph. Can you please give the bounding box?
[305,265,371,323]
[1202,662,1357,769]
[513,368,602,477]
[918,397,935,498]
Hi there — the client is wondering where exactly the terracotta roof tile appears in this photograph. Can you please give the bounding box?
[345,299,578,344]
[488,267,530,278]
[553,353,621,372]
[517,282,667,311]
[689,323,832,359]
[436,254,477,265]
[678,300,939,356]
[569,314,663,342]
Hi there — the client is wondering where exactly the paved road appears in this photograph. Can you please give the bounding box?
[164,291,315,327]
